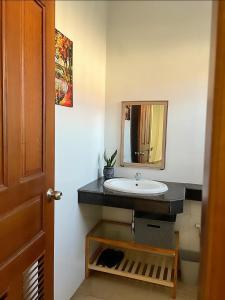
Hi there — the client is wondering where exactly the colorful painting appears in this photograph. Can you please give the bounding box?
[55,29,73,107]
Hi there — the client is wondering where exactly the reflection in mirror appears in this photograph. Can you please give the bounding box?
[121,101,168,169]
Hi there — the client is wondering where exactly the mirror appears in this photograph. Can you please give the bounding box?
[121,101,168,169]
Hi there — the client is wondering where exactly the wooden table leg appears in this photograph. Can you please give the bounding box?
[85,237,91,278]
[172,232,179,298]
[172,285,176,299]
[172,257,177,299]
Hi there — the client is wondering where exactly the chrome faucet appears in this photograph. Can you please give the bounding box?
[135,172,142,181]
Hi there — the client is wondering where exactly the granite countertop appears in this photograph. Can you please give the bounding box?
[78,177,202,215]
[78,177,185,202]
[185,183,202,201]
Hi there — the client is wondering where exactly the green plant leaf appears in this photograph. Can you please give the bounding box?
[112,159,116,167]
[104,149,117,167]
[104,150,108,163]
[107,159,111,167]
[110,149,117,164]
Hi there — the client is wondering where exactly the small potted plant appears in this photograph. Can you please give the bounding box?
[103,149,117,180]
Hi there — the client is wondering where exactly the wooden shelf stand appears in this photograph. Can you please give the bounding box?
[85,220,179,299]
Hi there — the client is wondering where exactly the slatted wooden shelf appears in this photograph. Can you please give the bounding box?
[85,220,179,299]
[89,249,174,287]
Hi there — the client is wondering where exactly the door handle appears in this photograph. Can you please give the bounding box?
[47,188,63,200]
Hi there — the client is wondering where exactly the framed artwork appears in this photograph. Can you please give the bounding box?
[55,29,73,107]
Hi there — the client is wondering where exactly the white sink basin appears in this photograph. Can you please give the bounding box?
[104,178,168,195]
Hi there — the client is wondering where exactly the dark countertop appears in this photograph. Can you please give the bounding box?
[78,178,202,215]
[185,183,202,201]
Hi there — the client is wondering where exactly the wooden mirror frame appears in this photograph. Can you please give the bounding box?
[120,101,168,169]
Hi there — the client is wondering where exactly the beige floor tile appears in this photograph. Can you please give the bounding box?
[71,295,104,300]
[71,272,197,300]
[74,273,124,299]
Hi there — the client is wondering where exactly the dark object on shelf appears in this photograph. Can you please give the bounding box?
[97,248,124,268]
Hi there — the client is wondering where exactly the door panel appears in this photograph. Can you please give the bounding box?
[0,196,42,262]
[0,1,55,299]
[23,0,44,177]
[3,0,22,187]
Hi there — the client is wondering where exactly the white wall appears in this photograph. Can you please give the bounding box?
[55,2,107,300]
[105,0,212,184]
[103,0,211,253]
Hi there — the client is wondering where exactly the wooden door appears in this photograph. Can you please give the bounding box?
[199,1,225,299]
[0,1,55,299]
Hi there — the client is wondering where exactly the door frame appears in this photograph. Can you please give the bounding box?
[43,0,55,298]
[199,1,225,299]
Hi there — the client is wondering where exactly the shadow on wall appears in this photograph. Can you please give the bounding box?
[79,203,102,233]
[98,154,103,178]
